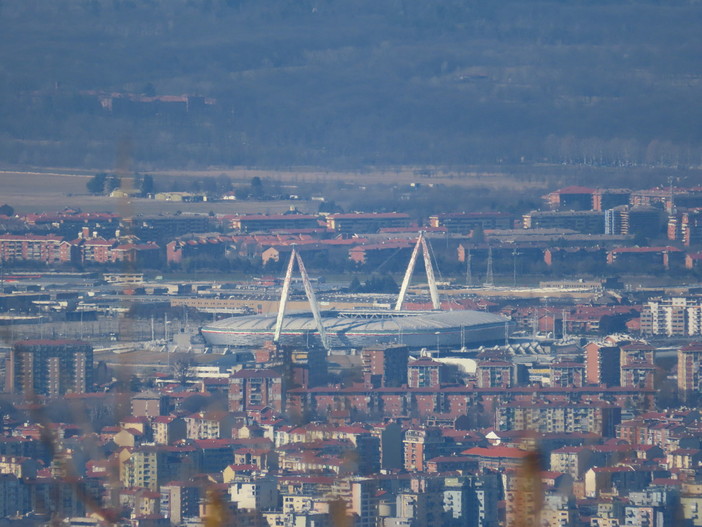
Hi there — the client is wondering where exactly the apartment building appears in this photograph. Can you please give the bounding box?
[678,343,702,404]
[523,210,604,234]
[0,234,69,264]
[427,212,514,233]
[7,340,93,398]
[641,297,702,336]
[325,212,412,234]
[229,369,284,413]
[230,214,321,233]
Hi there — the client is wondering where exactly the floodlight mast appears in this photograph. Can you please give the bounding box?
[395,232,441,311]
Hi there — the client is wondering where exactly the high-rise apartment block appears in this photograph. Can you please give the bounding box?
[7,340,93,397]
[681,209,702,247]
[678,343,702,404]
[620,342,656,390]
[585,343,621,386]
[641,297,702,336]
[361,345,409,388]
[407,357,443,388]
[229,369,284,413]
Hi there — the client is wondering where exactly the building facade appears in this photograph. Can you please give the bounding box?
[7,340,93,398]
[678,343,702,404]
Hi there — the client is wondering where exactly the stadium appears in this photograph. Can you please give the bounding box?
[201,308,509,350]
[200,233,511,350]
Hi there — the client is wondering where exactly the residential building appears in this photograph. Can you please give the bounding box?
[543,186,596,210]
[475,359,513,388]
[152,416,187,445]
[121,446,200,491]
[349,477,378,527]
[593,188,631,211]
[443,474,499,527]
[166,234,234,264]
[550,446,593,481]
[325,213,412,234]
[130,214,213,241]
[7,340,93,397]
[361,345,409,388]
[184,412,234,440]
[132,391,167,418]
[620,342,656,390]
[681,209,702,247]
[585,342,621,386]
[348,239,414,265]
[160,482,202,525]
[122,447,159,491]
[523,210,604,233]
[393,477,444,527]
[407,358,442,388]
[0,234,68,264]
[641,297,702,336]
[229,475,278,511]
[496,402,621,436]
[550,361,585,388]
[461,446,528,472]
[678,343,702,404]
[626,487,680,527]
[605,206,663,237]
[403,428,443,472]
[230,214,321,233]
[428,212,514,233]
[0,474,27,518]
[607,246,683,270]
[229,369,284,413]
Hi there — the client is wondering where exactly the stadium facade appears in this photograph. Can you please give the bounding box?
[201,309,508,349]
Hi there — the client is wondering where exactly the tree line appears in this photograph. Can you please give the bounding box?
[1,0,701,170]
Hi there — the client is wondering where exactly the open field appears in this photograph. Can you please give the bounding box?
[0,165,534,215]
[0,169,315,214]
[2,164,698,216]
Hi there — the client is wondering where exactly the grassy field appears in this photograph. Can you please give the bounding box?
[1,163,697,216]
[0,165,528,215]
[0,169,314,214]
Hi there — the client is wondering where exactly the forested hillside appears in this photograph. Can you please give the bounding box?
[1,0,701,169]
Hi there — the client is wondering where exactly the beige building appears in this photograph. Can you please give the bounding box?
[550,446,593,481]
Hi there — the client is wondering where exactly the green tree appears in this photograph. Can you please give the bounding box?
[349,276,362,292]
[172,358,196,386]
[87,173,120,194]
[250,176,264,198]
[139,174,155,195]
[86,173,107,194]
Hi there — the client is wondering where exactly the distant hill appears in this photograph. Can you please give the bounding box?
[1,0,701,170]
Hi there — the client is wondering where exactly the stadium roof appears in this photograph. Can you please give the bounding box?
[203,309,507,335]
